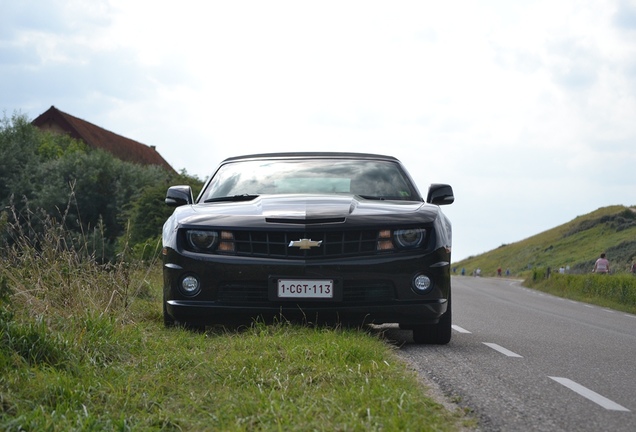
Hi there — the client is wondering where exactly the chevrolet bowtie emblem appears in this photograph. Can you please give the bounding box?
[288,238,323,249]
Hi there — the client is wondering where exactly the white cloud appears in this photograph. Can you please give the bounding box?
[2,0,635,261]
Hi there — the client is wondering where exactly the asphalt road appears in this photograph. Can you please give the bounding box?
[382,276,636,431]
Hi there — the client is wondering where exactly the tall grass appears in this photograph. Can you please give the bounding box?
[0,197,159,377]
[0,197,157,323]
[525,270,636,314]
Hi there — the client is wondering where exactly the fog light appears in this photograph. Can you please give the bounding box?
[180,275,201,296]
[413,274,432,293]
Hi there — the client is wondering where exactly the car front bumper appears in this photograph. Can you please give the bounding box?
[163,247,451,327]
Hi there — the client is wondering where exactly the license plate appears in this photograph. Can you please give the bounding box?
[277,279,334,299]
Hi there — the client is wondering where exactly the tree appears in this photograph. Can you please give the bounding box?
[0,113,186,262]
[124,171,204,260]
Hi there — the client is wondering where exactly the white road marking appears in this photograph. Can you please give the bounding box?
[452,325,471,333]
[549,377,630,412]
[483,343,523,358]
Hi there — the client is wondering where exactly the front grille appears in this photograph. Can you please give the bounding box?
[216,283,266,302]
[231,230,380,259]
[342,281,395,302]
[217,281,395,304]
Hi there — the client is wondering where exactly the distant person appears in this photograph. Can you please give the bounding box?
[497,267,502,277]
[559,267,565,274]
[461,267,465,276]
[593,253,610,274]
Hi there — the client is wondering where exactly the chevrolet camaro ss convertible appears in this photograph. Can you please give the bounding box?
[162,152,454,344]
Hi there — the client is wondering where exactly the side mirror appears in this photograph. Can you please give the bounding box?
[165,185,194,207]
[427,184,454,205]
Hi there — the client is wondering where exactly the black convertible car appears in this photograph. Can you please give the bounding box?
[162,152,454,344]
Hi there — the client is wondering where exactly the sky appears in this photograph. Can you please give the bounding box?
[2,0,636,262]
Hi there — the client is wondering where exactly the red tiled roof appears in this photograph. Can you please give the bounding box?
[32,106,176,173]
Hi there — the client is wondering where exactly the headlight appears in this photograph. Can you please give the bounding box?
[186,230,219,251]
[394,228,425,248]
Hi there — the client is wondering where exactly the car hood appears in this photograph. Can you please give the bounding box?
[169,194,442,227]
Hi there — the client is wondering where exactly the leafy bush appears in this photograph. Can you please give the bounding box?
[564,212,636,237]
[0,113,204,262]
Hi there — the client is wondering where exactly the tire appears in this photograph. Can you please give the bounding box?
[412,295,452,345]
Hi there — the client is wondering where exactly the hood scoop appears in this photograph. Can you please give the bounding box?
[265,217,346,224]
[260,194,356,224]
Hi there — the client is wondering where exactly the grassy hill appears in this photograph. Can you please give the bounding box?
[453,205,636,278]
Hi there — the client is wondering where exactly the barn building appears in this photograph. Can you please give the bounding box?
[32,106,175,174]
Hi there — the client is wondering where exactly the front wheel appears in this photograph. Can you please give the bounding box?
[412,296,452,344]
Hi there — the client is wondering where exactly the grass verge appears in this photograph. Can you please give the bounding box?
[0,292,466,431]
[524,271,636,315]
[0,207,468,431]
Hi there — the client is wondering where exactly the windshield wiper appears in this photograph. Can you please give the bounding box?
[357,195,386,200]
[357,195,417,201]
[204,194,259,203]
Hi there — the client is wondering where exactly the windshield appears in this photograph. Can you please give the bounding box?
[199,159,420,202]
